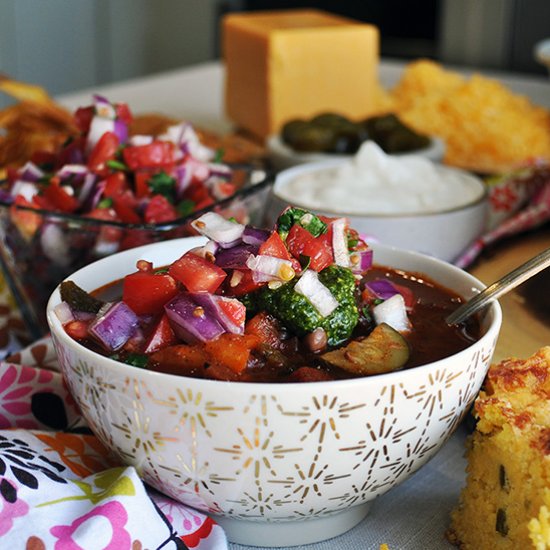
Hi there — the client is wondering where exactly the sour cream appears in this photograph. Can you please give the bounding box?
[275,142,485,215]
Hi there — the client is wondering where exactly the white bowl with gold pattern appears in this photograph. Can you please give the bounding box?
[46,236,502,547]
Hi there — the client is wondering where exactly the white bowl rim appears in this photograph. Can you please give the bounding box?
[47,237,502,392]
[272,157,488,219]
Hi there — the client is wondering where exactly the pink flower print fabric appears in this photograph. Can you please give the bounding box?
[0,338,228,550]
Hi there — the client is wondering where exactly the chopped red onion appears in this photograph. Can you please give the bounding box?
[215,244,258,269]
[87,117,115,150]
[78,173,99,206]
[174,165,191,197]
[372,294,411,333]
[87,179,106,211]
[129,135,153,147]
[56,164,89,181]
[19,162,44,182]
[40,224,71,267]
[332,218,350,268]
[54,301,74,324]
[294,270,338,317]
[365,279,401,301]
[351,249,373,274]
[246,254,295,283]
[0,189,14,204]
[114,119,128,144]
[188,240,220,260]
[192,293,245,335]
[191,212,245,247]
[242,226,270,246]
[208,163,232,178]
[10,181,37,201]
[165,292,225,344]
[93,95,116,118]
[89,301,139,351]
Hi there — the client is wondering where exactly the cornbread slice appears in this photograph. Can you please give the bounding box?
[448,347,550,549]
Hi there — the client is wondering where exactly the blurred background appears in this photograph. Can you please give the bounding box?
[0,0,548,105]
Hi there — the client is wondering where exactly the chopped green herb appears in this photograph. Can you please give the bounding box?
[154,267,169,274]
[277,207,327,240]
[98,198,113,209]
[60,280,104,314]
[176,199,195,217]
[123,353,149,369]
[213,148,225,163]
[347,234,359,249]
[298,254,311,270]
[106,159,128,171]
[148,171,176,202]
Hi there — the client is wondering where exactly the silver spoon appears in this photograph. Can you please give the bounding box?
[446,247,550,325]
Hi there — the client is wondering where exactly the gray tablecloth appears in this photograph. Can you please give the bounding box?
[230,425,469,549]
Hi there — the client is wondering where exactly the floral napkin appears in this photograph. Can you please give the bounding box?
[454,163,550,268]
[0,337,228,550]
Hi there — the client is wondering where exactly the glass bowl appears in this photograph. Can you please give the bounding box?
[0,164,273,339]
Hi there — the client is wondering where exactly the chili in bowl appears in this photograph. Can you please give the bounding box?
[46,209,502,547]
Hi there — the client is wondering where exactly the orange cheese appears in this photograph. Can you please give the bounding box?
[222,9,380,140]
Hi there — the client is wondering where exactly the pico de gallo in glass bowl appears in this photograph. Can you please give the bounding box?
[0,95,272,338]
[55,207,481,383]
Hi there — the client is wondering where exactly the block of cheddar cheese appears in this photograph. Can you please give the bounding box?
[222,9,380,141]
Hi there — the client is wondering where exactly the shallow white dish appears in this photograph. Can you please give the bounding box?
[267,134,447,171]
[47,237,501,547]
[267,158,488,263]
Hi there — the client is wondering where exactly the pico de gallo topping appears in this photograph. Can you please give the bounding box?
[2,94,236,231]
[57,208,480,382]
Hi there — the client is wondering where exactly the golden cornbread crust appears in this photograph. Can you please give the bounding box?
[448,347,550,550]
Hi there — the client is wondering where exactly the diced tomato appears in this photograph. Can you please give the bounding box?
[32,194,55,211]
[144,194,178,224]
[10,196,42,240]
[88,131,119,173]
[42,180,79,212]
[113,194,141,224]
[54,137,86,169]
[122,271,179,315]
[86,206,123,243]
[74,106,94,134]
[259,231,292,261]
[304,231,333,272]
[103,172,129,198]
[169,253,226,293]
[245,311,285,349]
[203,333,260,374]
[286,225,333,272]
[393,283,416,310]
[119,230,152,251]
[216,296,246,328]
[213,181,236,199]
[134,170,152,198]
[184,180,210,204]
[149,344,209,375]
[193,197,214,211]
[226,270,261,296]
[122,142,174,170]
[30,150,57,169]
[115,102,133,126]
[143,314,177,354]
[286,225,312,258]
[64,320,90,341]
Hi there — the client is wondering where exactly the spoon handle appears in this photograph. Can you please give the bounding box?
[446,247,550,325]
